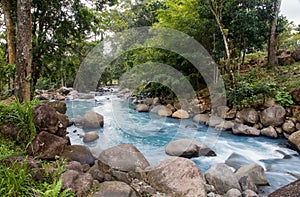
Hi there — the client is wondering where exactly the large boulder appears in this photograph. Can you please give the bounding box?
[165,139,216,158]
[261,126,278,138]
[288,130,300,152]
[98,144,150,173]
[44,101,67,114]
[61,170,93,196]
[205,163,241,194]
[269,178,300,197]
[135,104,149,112]
[282,120,296,134]
[33,104,59,134]
[61,145,95,166]
[232,124,260,136]
[93,181,139,197]
[225,153,254,170]
[236,108,259,125]
[172,109,189,119]
[33,104,69,137]
[193,114,209,124]
[83,111,104,129]
[260,105,286,127]
[235,163,269,186]
[27,131,68,159]
[147,156,206,197]
[75,111,104,129]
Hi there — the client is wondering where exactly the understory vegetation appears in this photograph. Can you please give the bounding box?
[0,101,73,197]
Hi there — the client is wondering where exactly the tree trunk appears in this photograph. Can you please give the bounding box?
[267,0,281,68]
[207,0,230,60]
[1,0,16,89]
[15,0,32,102]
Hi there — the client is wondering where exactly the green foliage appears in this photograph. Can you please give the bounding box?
[34,178,73,197]
[227,81,277,108]
[0,99,39,146]
[275,88,294,107]
[0,137,73,196]
[0,157,35,196]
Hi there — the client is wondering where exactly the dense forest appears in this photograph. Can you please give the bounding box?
[0,0,299,104]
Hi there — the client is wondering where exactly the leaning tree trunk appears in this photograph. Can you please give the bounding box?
[15,0,32,102]
[1,0,16,89]
[267,0,281,68]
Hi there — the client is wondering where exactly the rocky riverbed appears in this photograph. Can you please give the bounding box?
[18,86,300,196]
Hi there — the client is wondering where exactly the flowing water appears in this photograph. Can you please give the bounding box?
[66,94,300,195]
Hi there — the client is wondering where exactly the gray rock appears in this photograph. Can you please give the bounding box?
[288,130,300,152]
[225,153,254,170]
[282,120,296,134]
[147,156,206,197]
[232,124,260,136]
[261,126,278,138]
[61,170,93,196]
[93,181,138,197]
[225,188,242,197]
[207,116,224,127]
[165,139,216,158]
[83,132,99,143]
[44,101,67,114]
[61,145,95,166]
[172,109,189,119]
[33,104,60,134]
[193,114,209,124]
[239,176,258,193]
[83,111,104,129]
[235,163,269,186]
[157,106,173,117]
[260,105,286,127]
[135,104,149,112]
[65,161,84,172]
[242,189,259,197]
[27,131,68,159]
[215,121,234,131]
[205,163,241,194]
[98,144,150,173]
[236,108,259,125]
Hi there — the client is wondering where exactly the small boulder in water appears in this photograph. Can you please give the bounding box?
[135,104,149,112]
[165,139,216,158]
[235,163,269,186]
[83,132,99,143]
[172,109,189,119]
[205,163,241,194]
[261,126,278,138]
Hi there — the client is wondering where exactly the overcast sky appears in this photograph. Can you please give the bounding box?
[281,0,300,26]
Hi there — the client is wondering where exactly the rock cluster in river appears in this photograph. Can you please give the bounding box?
[120,87,300,153]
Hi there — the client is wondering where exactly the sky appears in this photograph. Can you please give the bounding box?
[281,0,300,26]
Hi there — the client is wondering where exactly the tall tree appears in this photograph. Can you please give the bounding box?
[206,0,230,60]
[267,0,281,68]
[15,0,32,101]
[1,0,16,89]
